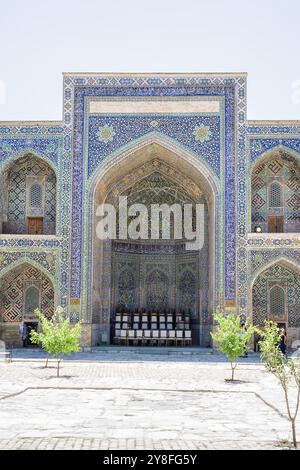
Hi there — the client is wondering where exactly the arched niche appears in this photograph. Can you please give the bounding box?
[0,153,57,235]
[87,140,219,347]
[251,147,300,234]
[251,259,300,347]
[0,262,55,347]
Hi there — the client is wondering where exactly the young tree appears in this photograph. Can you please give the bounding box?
[259,321,300,448]
[30,310,54,368]
[30,307,81,377]
[211,309,256,381]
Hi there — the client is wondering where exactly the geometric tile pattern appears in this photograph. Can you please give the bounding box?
[145,269,169,311]
[3,154,56,234]
[287,194,300,211]
[178,271,197,315]
[287,175,300,192]
[0,122,67,311]
[267,160,283,174]
[251,249,300,272]
[0,74,299,347]
[0,252,57,277]
[66,75,243,304]
[252,175,265,192]
[0,135,60,167]
[249,136,300,163]
[110,172,208,334]
[88,115,221,177]
[252,193,265,211]
[0,263,54,322]
[252,264,300,328]
[251,157,300,232]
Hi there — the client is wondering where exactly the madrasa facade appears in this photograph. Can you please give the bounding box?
[0,73,300,349]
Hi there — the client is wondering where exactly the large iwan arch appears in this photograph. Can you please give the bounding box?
[84,137,220,347]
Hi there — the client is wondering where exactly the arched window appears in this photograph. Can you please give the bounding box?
[269,182,282,208]
[29,183,42,208]
[24,285,40,316]
[269,285,285,317]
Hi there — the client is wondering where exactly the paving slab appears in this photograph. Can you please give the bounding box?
[0,351,299,450]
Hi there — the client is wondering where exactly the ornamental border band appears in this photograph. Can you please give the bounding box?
[0,72,300,350]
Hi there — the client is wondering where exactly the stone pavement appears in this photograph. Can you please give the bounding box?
[0,349,299,450]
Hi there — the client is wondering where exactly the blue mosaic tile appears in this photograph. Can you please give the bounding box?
[88,115,221,178]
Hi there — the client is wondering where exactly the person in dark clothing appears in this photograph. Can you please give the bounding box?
[279,334,287,356]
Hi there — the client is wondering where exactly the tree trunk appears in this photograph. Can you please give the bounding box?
[292,419,297,448]
[45,357,48,368]
[231,363,235,381]
[282,383,298,448]
[57,359,60,377]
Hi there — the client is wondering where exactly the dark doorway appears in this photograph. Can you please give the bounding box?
[25,322,39,346]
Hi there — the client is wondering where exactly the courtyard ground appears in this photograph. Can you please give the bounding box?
[0,348,299,450]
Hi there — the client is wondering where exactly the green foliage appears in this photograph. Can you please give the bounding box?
[30,306,81,376]
[211,309,257,380]
[259,321,300,448]
[211,310,256,362]
[259,321,286,373]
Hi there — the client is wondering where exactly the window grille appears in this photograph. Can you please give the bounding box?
[269,182,282,208]
[24,286,40,315]
[269,285,285,317]
[29,183,42,208]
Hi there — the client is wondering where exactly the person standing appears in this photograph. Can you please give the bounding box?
[22,323,28,347]
[279,334,287,356]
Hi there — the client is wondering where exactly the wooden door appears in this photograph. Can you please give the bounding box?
[275,216,284,233]
[268,216,284,233]
[268,216,277,233]
[28,217,43,235]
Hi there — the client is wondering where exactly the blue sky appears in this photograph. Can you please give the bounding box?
[0,0,300,121]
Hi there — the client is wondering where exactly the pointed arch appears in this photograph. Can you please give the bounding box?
[250,257,300,338]
[251,145,300,233]
[251,257,300,289]
[84,135,219,345]
[0,150,57,176]
[252,144,300,172]
[88,132,219,199]
[0,257,56,290]
[105,158,205,205]
[0,259,57,325]
[0,151,57,235]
